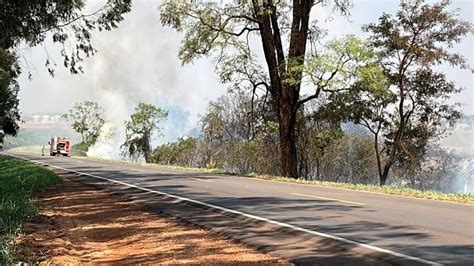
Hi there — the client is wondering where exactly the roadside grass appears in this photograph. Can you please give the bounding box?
[77,155,223,174]
[72,155,474,204]
[7,146,44,155]
[0,154,60,264]
[246,174,474,204]
[7,149,472,204]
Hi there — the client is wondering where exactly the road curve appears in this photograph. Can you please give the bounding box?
[7,152,474,265]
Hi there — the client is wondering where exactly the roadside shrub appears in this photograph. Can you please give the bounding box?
[319,134,378,184]
[224,136,280,175]
[71,139,95,157]
[152,137,199,167]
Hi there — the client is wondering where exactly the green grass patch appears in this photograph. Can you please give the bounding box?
[0,154,60,264]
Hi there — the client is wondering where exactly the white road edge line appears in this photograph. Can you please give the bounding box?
[10,154,441,266]
[191,177,212,182]
[292,192,366,206]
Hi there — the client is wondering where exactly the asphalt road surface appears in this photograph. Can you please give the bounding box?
[7,152,474,265]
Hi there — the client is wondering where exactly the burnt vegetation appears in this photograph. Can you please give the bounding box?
[157,0,472,188]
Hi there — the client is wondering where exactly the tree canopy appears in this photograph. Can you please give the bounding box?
[160,0,359,178]
[321,0,472,185]
[160,0,471,183]
[0,49,21,142]
[63,101,105,144]
[1,0,131,74]
[121,103,168,163]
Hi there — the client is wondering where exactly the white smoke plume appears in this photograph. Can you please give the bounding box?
[86,122,120,159]
[18,0,226,159]
[440,120,474,193]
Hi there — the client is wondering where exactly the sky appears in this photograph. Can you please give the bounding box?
[16,0,474,155]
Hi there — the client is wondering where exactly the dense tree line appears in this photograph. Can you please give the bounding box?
[160,0,471,185]
[150,88,462,191]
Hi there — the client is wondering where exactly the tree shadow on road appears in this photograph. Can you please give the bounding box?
[34,165,474,265]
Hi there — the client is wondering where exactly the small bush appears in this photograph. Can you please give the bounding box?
[71,140,95,157]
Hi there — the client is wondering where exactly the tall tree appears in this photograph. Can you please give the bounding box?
[121,103,168,163]
[160,0,352,177]
[323,0,471,185]
[0,49,21,142]
[63,101,105,144]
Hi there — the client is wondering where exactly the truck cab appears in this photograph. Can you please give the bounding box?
[49,137,71,156]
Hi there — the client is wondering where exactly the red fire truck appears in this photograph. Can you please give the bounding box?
[49,137,71,156]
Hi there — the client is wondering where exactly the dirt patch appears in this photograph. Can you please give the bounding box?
[15,177,286,264]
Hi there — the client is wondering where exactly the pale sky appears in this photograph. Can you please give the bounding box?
[16,0,474,147]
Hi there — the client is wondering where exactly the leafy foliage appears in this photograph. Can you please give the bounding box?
[0,0,131,140]
[1,0,132,75]
[160,0,352,178]
[152,137,198,166]
[321,0,470,185]
[121,103,168,163]
[63,101,105,144]
[0,50,21,140]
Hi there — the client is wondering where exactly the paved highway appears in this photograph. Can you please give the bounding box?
[7,152,474,265]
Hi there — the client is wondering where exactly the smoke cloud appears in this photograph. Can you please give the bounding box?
[18,0,226,158]
[440,121,474,193]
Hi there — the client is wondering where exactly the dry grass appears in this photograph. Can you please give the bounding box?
[14,177,285,264]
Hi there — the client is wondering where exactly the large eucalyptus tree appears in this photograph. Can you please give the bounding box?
[159,0,357,178]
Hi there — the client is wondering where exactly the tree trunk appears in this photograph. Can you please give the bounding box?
[374,131,394,186]
[144,137,151,163]
[251,0,312,179]
[379,166,390,186]
[278,102,298,178]
[144,150,151,163]
[316,157,321,180]
[379,159,395,186]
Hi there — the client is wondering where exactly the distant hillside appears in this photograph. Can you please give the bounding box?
[3,113,80,149]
